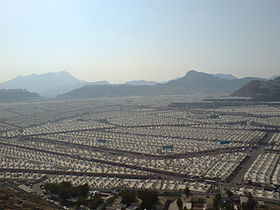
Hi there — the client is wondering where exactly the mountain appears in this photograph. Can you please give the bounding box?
[88,80,110,85]
[270,75,280,80]
[0,89,41,102]
[0,72,87,97]
[58,84,153,99]
[125,80,158,86]
[212,73,237,80]
[39,80,111,97]
[58,70,266,99]
[232,77,280,101]
[161,70,264,93]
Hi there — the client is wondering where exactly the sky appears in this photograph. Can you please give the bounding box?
[0,0,279,83]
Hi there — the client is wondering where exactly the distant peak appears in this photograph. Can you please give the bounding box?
[184,70,196,76]
[19,71,72,78]
[186,70,199,74]
[44,71,70,75]
[184,70,207,78]
[213,73,237,80]
[270,75,280,80]
[56,71,70,75]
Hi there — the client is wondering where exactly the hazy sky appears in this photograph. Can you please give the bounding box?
[0,0,279,83]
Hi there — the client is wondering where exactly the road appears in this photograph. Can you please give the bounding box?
[224,132,274,186]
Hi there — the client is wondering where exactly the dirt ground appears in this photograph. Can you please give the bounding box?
[0,184,62,210]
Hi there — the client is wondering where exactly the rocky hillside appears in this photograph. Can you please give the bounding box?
[0,184,61,210]
[0,89,41,102]
[58,70,265,99]
[232,77,280,101]
[0,72,87,97]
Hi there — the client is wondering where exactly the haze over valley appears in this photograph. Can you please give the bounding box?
[0,70,271,100]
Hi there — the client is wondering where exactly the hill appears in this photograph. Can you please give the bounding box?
[162,70,259,93]
[88,80,110,85]
[0,89,41,102]
[270,75,280,80]
[58,70,265,99]
[40,79,110,97]
[57,84,153,99]
[232,77,280,101]
[0,72,87,97]
[212,73,237,80]
[125,80,158,86]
